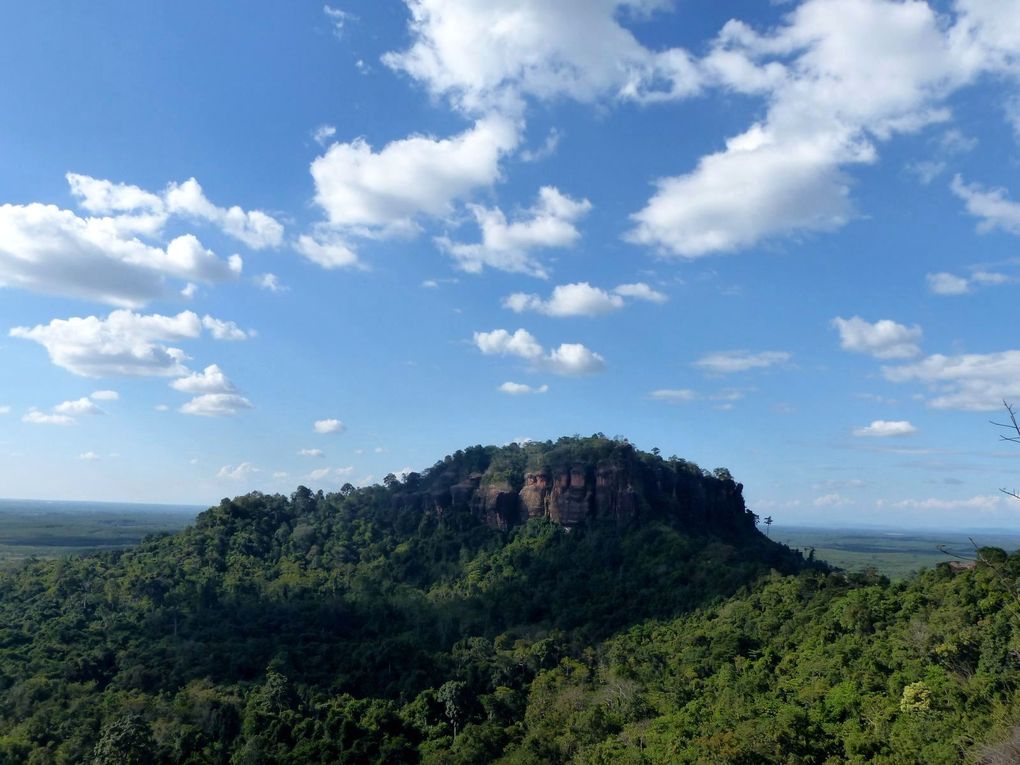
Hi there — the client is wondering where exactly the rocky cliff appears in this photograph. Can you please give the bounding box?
[391,438,756,537]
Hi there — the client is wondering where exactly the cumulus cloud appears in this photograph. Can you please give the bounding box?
[181,393,253,417]
[201,315,252,341]
[310,115,519,233]
[170,365,252,416]
[217,462,260,480]
[0,203,240,307]
[926,269,1012,295]
[10,310,202,378]
[503,280,666,317]
[814,493,850,508]
[171,365,237,394]
[164,178,283,249]
[693,350,790,374]
[22,409,74,426]
[628,0,984,257]
[877,495,1002,511]
[498,381,549,395]
[612,282,668,303]
[314,418,346,434]
[852,419,918,437]
[473,328,605,375]
[0,172,283,307]
[504,282,622,317]
[255,273,285,292]
[295,230,360,270]
[53,397,105,416]
[308,465,356,482]
[437,186,591,277]
[832,316,922,359]
[882,350,1020,411]
[926,271,971,295]
[951,174,1020,235]
[383,0,702,112]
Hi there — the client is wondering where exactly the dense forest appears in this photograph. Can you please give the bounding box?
[0,436,1018,763]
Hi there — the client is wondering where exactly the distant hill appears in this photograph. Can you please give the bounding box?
[0,436,1017,763]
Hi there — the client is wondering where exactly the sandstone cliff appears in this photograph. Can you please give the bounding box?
[392,438,755,536]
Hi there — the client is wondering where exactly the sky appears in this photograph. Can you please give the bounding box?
[2,0,1020,529]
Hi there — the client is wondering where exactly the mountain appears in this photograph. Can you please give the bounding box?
[0,436,1016,764]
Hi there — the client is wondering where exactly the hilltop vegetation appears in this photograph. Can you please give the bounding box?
[0,436,1017,763]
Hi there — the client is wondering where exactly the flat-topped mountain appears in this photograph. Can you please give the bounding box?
[0,435,816,763]
[387,435,755,535]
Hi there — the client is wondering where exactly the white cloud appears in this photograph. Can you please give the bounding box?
[310,115,519,233]
[504,280,667,316]
[256,273,285,292]
[323,5,353,38]
[0,405,9,415]
[171,365,236,394]
[299,448,325,457]
[832,316,922,359]
[313,124,337,146]
[295,230,360,269]
[66,173,163,216]
[438,186,591,277]
[498,381,549,395]
[504,282,622,317]
[0,203,240,307]
[154,404,170,412]
[520,128,561,163]
[882,350,1020,411]
[926,269,1012,295]
[308,465,356,482]
[78,451,101,461]
[814,493,850,508]
[10,310,201,378]
[628,0,976,257]
[693,350,791,374]
[164,178,283,249]
[613,282,668,303]
[53,397,105,416]
[90,389,119,401]
[926,271,971,295]
[951,174,1020,235]
[180,393,253,417]
[201,315,251,341]
[22,409,73,426]
[878,495,1002,511]
[853,420,918,437]
[383,0,702,112]
[314,418,346,434]
[473,328,543,359]
[649,388,698,402]
[217,462,260,480]
[545,343,606,375]
[474,328,605,375]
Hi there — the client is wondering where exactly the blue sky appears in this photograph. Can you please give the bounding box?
[2,0,1020,529]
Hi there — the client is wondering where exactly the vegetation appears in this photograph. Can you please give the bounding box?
[0,436,1017,763]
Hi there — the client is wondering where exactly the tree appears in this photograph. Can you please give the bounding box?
[91,714,155,765]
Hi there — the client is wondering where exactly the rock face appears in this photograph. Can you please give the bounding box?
[400,442,756,536]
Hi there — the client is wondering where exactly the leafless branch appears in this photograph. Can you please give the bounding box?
[991,401,1020,443]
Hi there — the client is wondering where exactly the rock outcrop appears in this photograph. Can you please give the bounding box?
[393,438,757,536]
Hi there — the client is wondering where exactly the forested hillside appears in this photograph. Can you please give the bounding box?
[0,436,1017,763]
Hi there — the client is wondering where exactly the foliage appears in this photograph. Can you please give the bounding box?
[0,436,1016,762]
